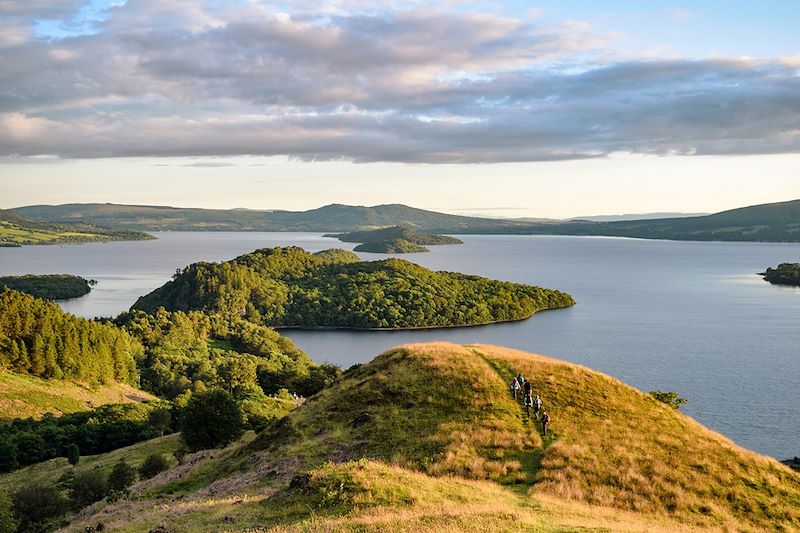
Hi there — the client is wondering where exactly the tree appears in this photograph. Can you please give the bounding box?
[71,470,109,508]
[138,454,169,479]
[12,483,69,533]
[66,443,80,466]
[180,389,244,451]
[0,490,17,533]
[148,408,172,437]
[0,437,17,473]
[108,460,137,491]
[650,390,688,410]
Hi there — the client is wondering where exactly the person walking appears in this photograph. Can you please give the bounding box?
[523,390,532,416]
[510,376,520,399]
[541,411,550,436]
[533,395,542,419]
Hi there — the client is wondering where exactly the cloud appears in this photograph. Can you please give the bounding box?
[0,1,798,163]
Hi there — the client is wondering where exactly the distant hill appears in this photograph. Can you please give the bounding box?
[11,203,537,233]
[12,199,800,241]
[0,208,153,246]
[568,212,709,222]
[61,343,800,532]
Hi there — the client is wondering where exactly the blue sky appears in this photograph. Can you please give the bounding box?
[2,1,799,217]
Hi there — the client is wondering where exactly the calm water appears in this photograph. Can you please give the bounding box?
[1,232,798,459]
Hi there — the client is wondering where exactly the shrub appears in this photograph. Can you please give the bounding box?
[12,483,69,533]
[66,443,80,466]
[0,489,18,533]
[173,442,189,464]
[649,390,688,410]
[139,454,169,479]
[71,470,109,508]
[108,460,137,491]
[180,389,244,451]
[148,408,172,437]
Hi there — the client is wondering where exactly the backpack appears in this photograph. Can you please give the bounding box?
[542,414,550,423]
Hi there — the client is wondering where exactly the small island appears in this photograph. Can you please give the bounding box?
[325,225,462,254]
[0,274,96,300]
[759,263,800,286]
[132,246,574,329]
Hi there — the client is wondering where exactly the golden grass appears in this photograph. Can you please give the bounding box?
[53,342,800,532]
[0,371,155,420]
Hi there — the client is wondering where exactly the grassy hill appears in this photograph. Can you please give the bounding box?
[0,372,155,420]
[13,199,800,241]
[0,208,153,246]
[59,343,800,532]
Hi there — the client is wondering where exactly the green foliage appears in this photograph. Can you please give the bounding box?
[2,401,172,469]
[180,389,244,451]
[0,489,17,533]
[117,308,316,399]
[132,247,575,329]
[138,454,169,480]
[11,483,69,533]
[0,289,141,384]
[108,460,137,491]
[0,274,93,300]
[149,408,172,436]
[66,443,80,466]
[649,390,688,410]
[70,469,108,508]
[761,263,800,286]
[354,239,429,253]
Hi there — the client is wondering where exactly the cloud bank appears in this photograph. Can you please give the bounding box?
[0,1,799,162]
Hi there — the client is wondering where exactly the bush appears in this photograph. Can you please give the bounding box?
[12,483,69,533]
[650,390,688,410]
[173,442,189,464]
[66,443,80,466]
[71,470,109,508]
[108,460,137,491]
[0,489,18,533]
[0,437,17,473]
[180,389,244,451]
[139,454,169,479]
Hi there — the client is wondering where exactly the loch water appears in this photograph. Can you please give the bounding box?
[1,232,798,459]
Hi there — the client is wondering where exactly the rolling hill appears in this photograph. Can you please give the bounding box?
[11,203,537,233]
[57,343,800,532]
[11,199,800,241]
[0,208,153,246]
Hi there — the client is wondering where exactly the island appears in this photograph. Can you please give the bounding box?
[325,225,462,254]
[132,246,575,329]
[0,274,96,300]
[760,263,800,286]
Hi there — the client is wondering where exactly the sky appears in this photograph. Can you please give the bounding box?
[1,0,799,218]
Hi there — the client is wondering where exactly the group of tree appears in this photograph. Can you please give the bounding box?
[0,402,173,471]
[0,289,140,384]
[0,275,94,301]
[760,263,800,286]
[1,452,168,532]
[116,308,338,399]
[132,246,575,329]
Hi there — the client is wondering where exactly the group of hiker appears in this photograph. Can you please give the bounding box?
[510,373,550,435]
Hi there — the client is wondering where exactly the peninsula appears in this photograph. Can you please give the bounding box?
[760,263,800,286]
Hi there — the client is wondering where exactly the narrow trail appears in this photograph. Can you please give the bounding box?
[467,346,555,492]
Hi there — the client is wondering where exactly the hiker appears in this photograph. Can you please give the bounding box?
[541,411,550,436]
[510,376,520,399]
[523,380,531,397]
[533,395,542,419]
[516,373,525,387]
[523,390,532,416]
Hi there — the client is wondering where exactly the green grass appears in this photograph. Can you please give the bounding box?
[0,372,155,420]
[0,434,181,492]
[49,343,800,532]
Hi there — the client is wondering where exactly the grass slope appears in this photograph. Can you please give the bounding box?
[0,372,155,420]
[0,434,181,493]
[59,343,800,532]
[0,208,153,246]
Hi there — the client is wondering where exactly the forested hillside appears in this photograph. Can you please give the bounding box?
[0,289,140,385]
[0,208,153,246]
[132,247,575,328]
